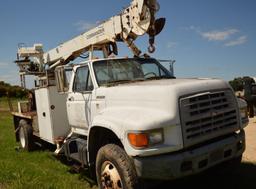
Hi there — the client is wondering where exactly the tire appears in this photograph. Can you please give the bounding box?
[96,144,139,189]
[19,119,34,151]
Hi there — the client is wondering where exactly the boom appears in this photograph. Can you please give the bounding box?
[15,0,165,87]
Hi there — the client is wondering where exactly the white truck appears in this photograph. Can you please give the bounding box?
[12,0,248,188]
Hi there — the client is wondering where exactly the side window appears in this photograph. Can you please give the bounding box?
[141,63,160,77]
[73,66,94,92]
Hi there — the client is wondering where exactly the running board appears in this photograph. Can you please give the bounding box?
[54,132,74,155]
[64,138,88,166]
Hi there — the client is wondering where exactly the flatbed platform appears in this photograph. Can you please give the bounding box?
[11,111,37,119]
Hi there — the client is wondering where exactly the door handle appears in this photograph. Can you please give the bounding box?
[68,97,74,101]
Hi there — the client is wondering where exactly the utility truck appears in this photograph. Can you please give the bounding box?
[12,0,248,188]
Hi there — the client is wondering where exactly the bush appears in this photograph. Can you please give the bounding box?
[0,86,7,97]
[229,77,244,92]
[0,81,28,98]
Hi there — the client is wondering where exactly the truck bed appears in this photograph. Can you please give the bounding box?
[12,111,37,120]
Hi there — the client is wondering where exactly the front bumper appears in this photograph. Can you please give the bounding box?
[133,130,245,180]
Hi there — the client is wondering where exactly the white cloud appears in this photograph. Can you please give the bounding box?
[0,61,37,88]
[207,66,221,72]
[0,61,20,85]
[200,29,238,41]
[225,35,247,47]
[167,42,177,49]
[183,26,247,47]
[184,25,201,33]
[0,71,19,85]
[75,20,100,31]
[0,62,9,68]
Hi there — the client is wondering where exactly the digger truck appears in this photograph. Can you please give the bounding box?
[12,0,248,188]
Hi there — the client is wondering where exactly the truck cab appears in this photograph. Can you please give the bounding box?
[66,58,173,136]
[61,57,248,181]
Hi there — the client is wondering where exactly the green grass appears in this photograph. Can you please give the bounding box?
[0,100,96,189]
[0,98,23,112]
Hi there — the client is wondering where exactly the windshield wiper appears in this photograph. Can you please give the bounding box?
[107,79,131,84]
[145,76,172,80]
[104,78,146,86]
[105,79,136,86]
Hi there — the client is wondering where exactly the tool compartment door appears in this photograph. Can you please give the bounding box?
[35,86,70,144]
[35,87,54,143]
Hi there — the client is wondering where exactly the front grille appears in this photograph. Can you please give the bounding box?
[180,90,240,147]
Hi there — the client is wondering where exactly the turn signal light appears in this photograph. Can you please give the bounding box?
[128,133,149,148]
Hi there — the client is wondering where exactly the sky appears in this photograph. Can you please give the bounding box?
[0,0,256,87]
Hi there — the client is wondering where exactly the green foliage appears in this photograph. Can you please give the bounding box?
[0,81,28,98]
[0,111,96,189]
[229,77,244,92]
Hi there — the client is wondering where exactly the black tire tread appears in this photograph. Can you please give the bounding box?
[96,144,139,189]
[19,119,34,151]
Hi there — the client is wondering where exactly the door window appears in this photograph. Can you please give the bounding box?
[141,63,161,78]
[73,66,94,92]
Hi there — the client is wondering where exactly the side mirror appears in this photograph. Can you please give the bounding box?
[55,66,72,93]
[169,60,175,77]
[158,59,176,77]
[87,85,94,91]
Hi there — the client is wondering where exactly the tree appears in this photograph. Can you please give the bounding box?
[0,86,6,97]
[0,81,28,98]
[229,77,244,91]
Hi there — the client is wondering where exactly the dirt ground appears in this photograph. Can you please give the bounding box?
[243,117,256,163]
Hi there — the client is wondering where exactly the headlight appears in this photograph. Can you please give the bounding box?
[128,129,164,148]
[240,107,248,119]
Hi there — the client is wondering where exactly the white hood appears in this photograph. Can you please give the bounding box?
[104,78,230,103]
[99,78,231,131]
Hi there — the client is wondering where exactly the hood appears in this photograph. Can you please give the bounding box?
[104,78,230,102]
[95,78,232,131]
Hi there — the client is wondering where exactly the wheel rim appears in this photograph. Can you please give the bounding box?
[19,127,26,148]
[101,161,123,189]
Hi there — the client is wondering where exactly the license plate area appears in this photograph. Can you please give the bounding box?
[210,149,223,163]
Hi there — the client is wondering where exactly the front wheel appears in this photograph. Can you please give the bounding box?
[96,144,139,189]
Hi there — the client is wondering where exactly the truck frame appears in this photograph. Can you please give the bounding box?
[11,1,248,188]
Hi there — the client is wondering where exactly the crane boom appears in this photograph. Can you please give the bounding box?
[15,0,165,80]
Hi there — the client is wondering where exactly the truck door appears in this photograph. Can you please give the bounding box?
[67,65,94,131]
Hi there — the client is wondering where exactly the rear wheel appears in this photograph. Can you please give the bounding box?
[96,144,139,189]
[19,120,34,151]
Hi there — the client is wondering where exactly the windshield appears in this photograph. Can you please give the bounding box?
[93,58,173,86]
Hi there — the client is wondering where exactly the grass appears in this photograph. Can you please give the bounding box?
[1,98,256,189]
[0,99,97,189]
